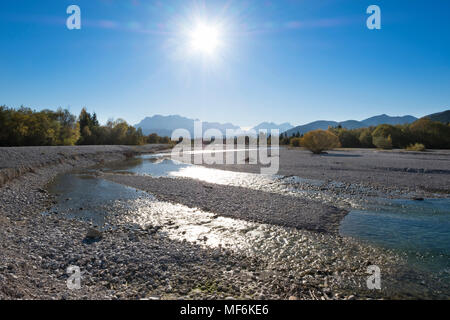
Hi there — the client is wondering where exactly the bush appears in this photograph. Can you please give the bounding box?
[405,143,426,151]
[373,135,393,149]
[409,118,450,149]
[372,124,406,148]
[147,133,160,144]
[337,129,360,148]
[359,128,374,148]
[300,130,340,154]
[290,137,302,147]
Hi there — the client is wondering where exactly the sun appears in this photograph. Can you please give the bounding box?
[188,22,222,55]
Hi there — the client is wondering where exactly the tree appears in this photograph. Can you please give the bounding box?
[372,124,407,148]
[300,130,340,154]
[147,133,160,144]
[359,128,374,148]
[290,137,301,147]
[373,135,393,149]
[337,129,360,148]
[409,118,450,149]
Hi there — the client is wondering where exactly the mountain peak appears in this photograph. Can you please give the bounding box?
[135,115,240,137]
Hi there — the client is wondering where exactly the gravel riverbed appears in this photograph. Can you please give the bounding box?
[1,146,449,300]
[205,148,450,197]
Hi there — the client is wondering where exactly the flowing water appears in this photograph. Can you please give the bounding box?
[340,198,450,279]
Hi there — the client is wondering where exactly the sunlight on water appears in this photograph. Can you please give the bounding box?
[46,173,347,264]
[102,155,360,208]
[99,153,450,281]
[169,165,275,187]
[45,166,450,297]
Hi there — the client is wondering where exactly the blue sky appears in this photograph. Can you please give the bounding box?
[0,0,449,128]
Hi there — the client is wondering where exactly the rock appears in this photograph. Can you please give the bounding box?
[288,296,298,300]
[85,228,102,240]
[413,197,424,201]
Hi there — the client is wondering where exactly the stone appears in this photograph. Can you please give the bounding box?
[85,228,102,240]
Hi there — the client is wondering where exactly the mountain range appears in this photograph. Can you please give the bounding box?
[283,114,418,136]
[135,110,448,138]
[135,115,240,138]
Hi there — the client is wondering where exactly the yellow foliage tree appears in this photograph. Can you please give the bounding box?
[300,130,340,154]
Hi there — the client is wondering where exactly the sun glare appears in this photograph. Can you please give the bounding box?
[189,22,222,55]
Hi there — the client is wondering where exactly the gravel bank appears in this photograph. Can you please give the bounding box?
[102,174,348,234]
[205,148,450,197]
[0,145,168,187]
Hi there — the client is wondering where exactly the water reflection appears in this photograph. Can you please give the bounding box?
[45,173,342,263]
[100,153,450,281]
[101,156,361,208]
[45,152,450,294]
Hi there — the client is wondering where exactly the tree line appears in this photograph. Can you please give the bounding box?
[0,106,170,147]
[280,118,450,150]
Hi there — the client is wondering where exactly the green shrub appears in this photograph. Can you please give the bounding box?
[373,135,393,149]
[409,118,450,149]
[300,130,340,154]
[290,137,302,147]
[372,124,406,148]
[359,129,374,148]
[337,129,360,148]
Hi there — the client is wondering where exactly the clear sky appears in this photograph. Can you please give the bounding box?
[1,0,449,128]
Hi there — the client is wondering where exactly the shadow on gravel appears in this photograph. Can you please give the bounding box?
[319,153,363,158]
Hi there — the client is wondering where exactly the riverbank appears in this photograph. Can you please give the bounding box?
[0,145,169,187]
[205,148,450,198]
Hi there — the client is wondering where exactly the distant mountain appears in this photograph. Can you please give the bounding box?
[135,115,241,138]
[423,110,450,123]
[284,114,418,137]
[361,114,418,127]
[251,122,294,135]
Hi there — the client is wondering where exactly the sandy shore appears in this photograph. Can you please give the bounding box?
[0,146,449,300]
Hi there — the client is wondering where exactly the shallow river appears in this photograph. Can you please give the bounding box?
[45,152,450,293]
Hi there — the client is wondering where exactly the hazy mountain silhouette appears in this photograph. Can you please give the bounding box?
[135,115,240,137]
[251,122,294,134]
[284,114,418,136]
[135,111,449,139]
